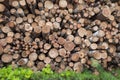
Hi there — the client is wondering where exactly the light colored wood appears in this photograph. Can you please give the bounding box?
[16,17,23,24]
[49,48,59,58]
[71,53,79,62]
[38,53,46,60]
[73,62,83,72]
[57,37,66,45]
[1,26,11,33]
[17,58,28,65]
[29,53,38,61]
[27,60,34,67]
[44,1,53,9]
[1,54,13,63]
[59,0,67,8]
[55,56,62,62]
[37,62,45,70]
[44,57,51,64]
[74,36,81,45]
[0,3,5,12]
[12,1,19,8]
[58,48,67,57]
[64,41,75,51]
[78,28,87,37]
[5,36,13,43]
[24,23,33,31]
[13,53,20,59]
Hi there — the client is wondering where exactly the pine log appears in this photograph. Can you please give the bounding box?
[44,1,53,9]
[58,48,67,57]
[73,62,83,72]
[44,57,51,64]
[59,0,67,8]
[38,53,46,60]
[0,3,5,12]
[27,60,34,68]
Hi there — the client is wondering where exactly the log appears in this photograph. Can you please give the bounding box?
[27,60,34,68]
[48,48,59,58]
[1,26,11,33]
[44,1,53,9]
[57,37,66,45]
[58,48,67,57]
[44,57,51,64]
[71,53,79,62]
[59,0,67,8]
[44,43,51,50]
[38,53,46,61]
[17,58,28,65]
[64,41,75,51]
[77,28,87,37]
[0,3,5,12]
[37,62,45,70]
[73,62,83,72]
[29,53,38,61]
[1,54,13,63]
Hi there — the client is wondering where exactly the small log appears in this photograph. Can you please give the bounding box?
[57,37,66,45]
[97,6,111,20]
[12,1,19,8]
[0,39,7,46]
[55,56,62,62]
[42,25,51,35]
[44,1,53,9]
[13,53,20,59]
[67,35,74,41]
[73,62,83,72]
[90,43,98,50]
[93,52,101,60]
[64,41,75,51]
[22,51,30,57]
[58,48,67,57]
[71,53,79,62]
[69,62,74,67]
[1,54,13,63]
[27,60,34,68]
[38,53,46,60]
[89,36,99,42]
[8,21,15,28]
[24,23,33,31]
[44,57,51,64]
[81,58,87,64]
[0,45,3,55]
[17,8,24,16]
[5,36,13,43]
[59,0,67,8]
[101,51,107,59]
[74,36,81,45]
[0,3,5,12]
[77,28,87,37]
[48,48,59,58]
[44,43,51,50]
[1,26,11,33]
[84,39,91,47]
[16,17,23,24]
[24,36,32,43]
[17,58,28,65]
[3,45,11,53]
[29,53,38,61]
[37,62,45,70]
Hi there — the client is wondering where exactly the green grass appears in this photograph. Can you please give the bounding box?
[0,65,120,80]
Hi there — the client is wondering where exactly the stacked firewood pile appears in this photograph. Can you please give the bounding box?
[0,0,120,72]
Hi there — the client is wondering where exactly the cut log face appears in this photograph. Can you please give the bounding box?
[64,41,75,51]
[1,54,13,63]
[59,0,67,8]
[93,52,101,60]
[73,62,83,72]
[58,48,67,57]
[71,53,79,62]
[78,28,87,37]
[48,48,59,58]
[29,53,38,61]
[17,58,28,65]
[44,1,53,9]
[0,3,5,12]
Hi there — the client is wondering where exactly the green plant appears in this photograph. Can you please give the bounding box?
[0,66,33,80]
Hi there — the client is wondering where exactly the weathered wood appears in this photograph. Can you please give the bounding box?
[29,53,38,61]
[0,3,5,12]
[17,58,28,65]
